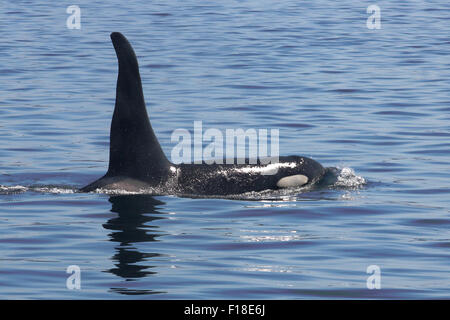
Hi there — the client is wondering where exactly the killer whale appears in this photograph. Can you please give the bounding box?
[80,32,326,195]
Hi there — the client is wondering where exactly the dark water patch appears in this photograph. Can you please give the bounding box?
[427,242,450,249]
[206,240,319,252]
[274,122,315,129]
[144,64,175,69]
[393,131,450,137]
[225,63,251,69]
[406,149,450,156]
[320,70,346,74]
[365,167,410,173]
[91,141,109,147]
[434,106,450,112]
[222,84,280,90]
[4,147,42,152]
[325,139,360,144]
[395,188,450,195]
[217,287,426,299]
[407,218,450,227]
[217,207,323,219]
[324,206,387,216]
[329,88,363,94]
[363,140,408,146]
[0,68,26,74]
[373,111,427,117]
[368,161,405,167]
[259,27,290,33]
[0,237,60,245]
[399,59,426,64]
[380,102,423,108]
[149,12,172,17]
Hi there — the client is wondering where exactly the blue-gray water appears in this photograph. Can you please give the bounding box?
[0,0,449,299]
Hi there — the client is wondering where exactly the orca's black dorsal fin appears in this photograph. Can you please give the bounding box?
[107,32,170,181]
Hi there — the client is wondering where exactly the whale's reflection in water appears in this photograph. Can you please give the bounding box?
[103,195,167,295]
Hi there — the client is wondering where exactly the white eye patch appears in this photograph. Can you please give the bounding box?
[276,174,308,188]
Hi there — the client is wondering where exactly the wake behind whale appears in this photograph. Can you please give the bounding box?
[79,32,335,197]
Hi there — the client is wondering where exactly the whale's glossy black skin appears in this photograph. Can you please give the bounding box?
[174,156,325,195]
[80,32,326,196]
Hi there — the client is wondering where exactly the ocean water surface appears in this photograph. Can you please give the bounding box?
[0,0,449,299]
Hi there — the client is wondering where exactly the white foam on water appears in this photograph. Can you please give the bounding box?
[0,185,28,194]
[31,187,76,194]
[334,167,366,188]
[90,187,156,195]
